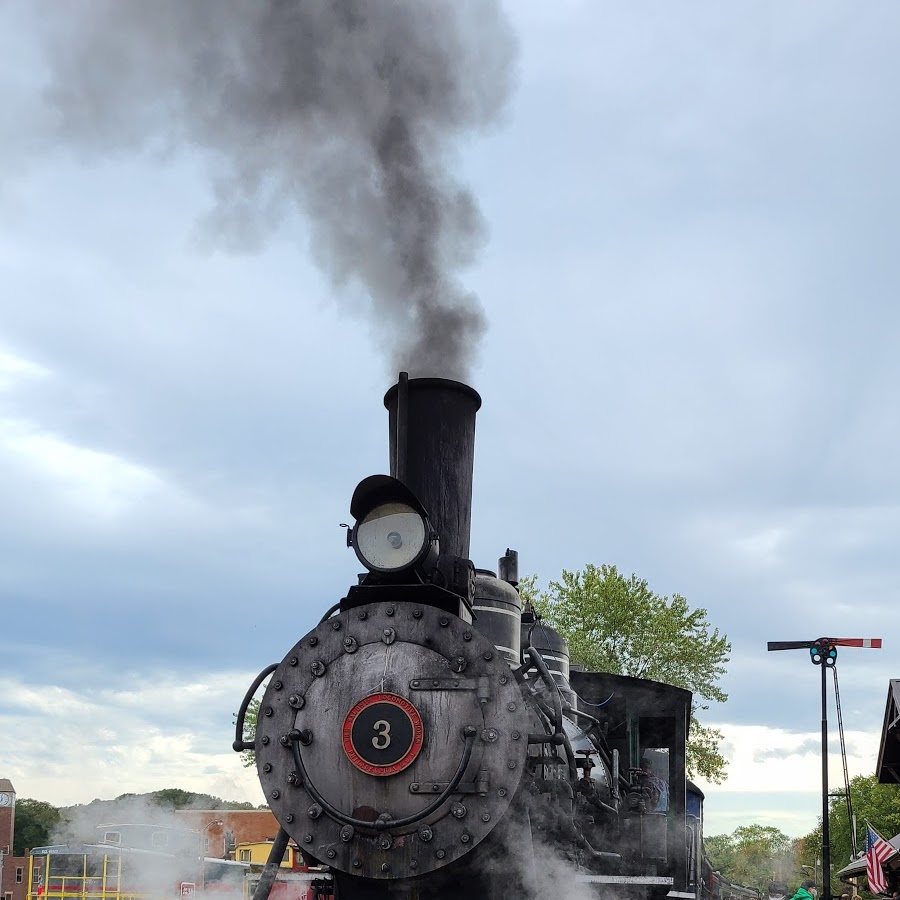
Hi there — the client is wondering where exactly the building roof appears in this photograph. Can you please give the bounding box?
[0,779,15,793]
[876,680,900,784]
[836,833,900,879]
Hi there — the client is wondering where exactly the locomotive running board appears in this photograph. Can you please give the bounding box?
[576,876,674,885]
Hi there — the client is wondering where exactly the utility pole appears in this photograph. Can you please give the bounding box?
[767,637,882,900]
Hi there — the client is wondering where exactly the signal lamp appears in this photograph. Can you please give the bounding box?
[349,475,436,574]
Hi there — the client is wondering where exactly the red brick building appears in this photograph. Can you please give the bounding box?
[0,779,27,900]
[172,810,280,859]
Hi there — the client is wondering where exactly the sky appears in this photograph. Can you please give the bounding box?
[2,0,900,842]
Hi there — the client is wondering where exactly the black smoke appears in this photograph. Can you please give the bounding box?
[35,0,517,378]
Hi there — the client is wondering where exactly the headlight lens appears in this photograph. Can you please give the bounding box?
[355,502,428,571]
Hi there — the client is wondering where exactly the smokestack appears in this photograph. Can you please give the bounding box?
[384,374,481,560]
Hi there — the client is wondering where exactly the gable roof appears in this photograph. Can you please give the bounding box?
[876,680,900,784]
[836,832,900,879]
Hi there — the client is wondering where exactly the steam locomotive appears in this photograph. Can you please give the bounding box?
[234,376,701,900]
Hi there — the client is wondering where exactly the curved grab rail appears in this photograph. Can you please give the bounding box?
[290,726,477,830]
[233,663,279,753]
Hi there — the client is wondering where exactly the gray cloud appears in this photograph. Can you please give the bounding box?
[2,0,899,833]
[22,0,517,379]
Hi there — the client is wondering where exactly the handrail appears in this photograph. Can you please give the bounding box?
[290,726,476,830]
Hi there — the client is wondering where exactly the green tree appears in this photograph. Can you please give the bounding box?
[800,774,900,885]
[13,799,62,855]
[706,825,801,892]
[522,564,731,782]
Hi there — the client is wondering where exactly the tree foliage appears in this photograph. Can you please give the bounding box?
[800,774,900,881]
[706,824,804,892]
[13,798,62,856]
[522,564,731,783]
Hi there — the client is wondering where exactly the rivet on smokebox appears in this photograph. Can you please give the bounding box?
[418,827,433,843]
[382,628,396,645]
[287,772,300,786]
[263,763,272,773]
[288,694,305,709]
[340,826,355,843]
[326,849,336,859]
[331,620,342,631]
[463,631,472,641]
[439,617,449,627]
[261,736,270,746]
[507,760,517,770]
[264,706,273,717]
[386,606,395,617]
[307,804,322,820]
[379,834,393,851]
[435,849,446,860]
[410,860,418,870]
[507,702,517,712]
[285,814,294,824]
[304,835,313,844]
[461,834,471,844]
[343,637,358,653]
[381,863,391,873]
[413,609,423,619]
[273,680,283,690]
[483,651,493,661]
[289,657,298,667]
[270,790,280,800]
[482,813,491,823]
[311,661,326,677]
[499,676,508,685]
[353,859,361,868]
[498,788,507,797]
[358,611,368,620]
[450,803,466,819]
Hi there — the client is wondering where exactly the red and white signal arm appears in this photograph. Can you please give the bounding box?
[180,884,196,897]
[833,638,882,648]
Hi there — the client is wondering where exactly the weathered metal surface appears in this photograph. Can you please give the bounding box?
[256,602,528,882]
[473,569,522,667]
[384,377,481,562]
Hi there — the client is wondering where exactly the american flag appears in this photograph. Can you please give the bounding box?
[866,824,894,895]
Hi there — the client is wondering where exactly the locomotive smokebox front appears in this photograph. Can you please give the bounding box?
[249,375,529,884]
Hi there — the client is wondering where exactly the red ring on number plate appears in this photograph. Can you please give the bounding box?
[342,692,424,776]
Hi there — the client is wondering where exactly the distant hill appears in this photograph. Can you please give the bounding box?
[65,788,264,814]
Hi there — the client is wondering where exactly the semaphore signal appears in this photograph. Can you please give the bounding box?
[767,637,882,900]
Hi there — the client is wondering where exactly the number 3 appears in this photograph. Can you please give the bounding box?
[372,720,391,749]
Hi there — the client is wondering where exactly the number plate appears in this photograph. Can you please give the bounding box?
[341,692,425,776]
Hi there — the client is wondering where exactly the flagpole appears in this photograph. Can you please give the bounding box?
[822,658,832,900]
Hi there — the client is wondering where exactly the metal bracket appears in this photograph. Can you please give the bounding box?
[410,770,490,795]
[410,678,477,691]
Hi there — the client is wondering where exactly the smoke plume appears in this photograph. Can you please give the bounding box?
[35,1,517,378]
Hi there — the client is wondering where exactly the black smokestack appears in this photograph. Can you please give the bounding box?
[384,375,481,560]
[33,1,517,379]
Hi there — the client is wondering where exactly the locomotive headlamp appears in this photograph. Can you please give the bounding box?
[355,501,427,571]
[349,475,436,573]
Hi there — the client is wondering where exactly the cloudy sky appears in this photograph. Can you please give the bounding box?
[2,0,899,841]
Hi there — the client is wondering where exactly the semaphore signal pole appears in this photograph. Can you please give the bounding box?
[767,637,882,900]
